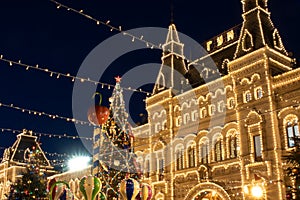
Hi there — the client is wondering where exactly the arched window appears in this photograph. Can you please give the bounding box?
[183,113,190,124]
[286,121,300,148]
[175,148,184,170]
[228,98,235,109]
[155,123,161,133]
[256,88,263,99]
[158,158,164,181]
[200,142,209,164]
[176,116,182,127]
[214,138,223,162]
[229,136,238,158]
[218,101,225,113]
[187,145,196,168]
[209,105,216,116]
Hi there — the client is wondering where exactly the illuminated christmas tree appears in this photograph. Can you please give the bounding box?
[92,76,141,199]
[8,145,48,200]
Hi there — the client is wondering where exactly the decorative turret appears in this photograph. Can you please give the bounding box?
[153,24,188,95]
[234,0,287,59]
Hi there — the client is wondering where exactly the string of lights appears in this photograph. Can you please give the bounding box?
[0,55,151,95]
[49,0,221,75]
[0,101,93,126]
[0,128,92,140]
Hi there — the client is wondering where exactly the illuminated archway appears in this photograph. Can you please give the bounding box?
[184,182,231,200]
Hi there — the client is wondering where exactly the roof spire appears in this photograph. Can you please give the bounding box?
[170,0,174,24]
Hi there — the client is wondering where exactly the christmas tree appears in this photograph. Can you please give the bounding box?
[7,145,48,200]
[284,137,300,199]
[93,76,141,199]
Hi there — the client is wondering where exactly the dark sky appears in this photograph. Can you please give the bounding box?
[0,0,299,168]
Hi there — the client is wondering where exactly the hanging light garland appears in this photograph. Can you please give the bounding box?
[0,127,92,140]
[0,55,151,95]
[0,101,93,126]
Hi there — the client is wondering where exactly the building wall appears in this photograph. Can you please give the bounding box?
[133,47,300,200]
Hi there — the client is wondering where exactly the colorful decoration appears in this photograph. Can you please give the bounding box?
[49,181,73,200]
[140,183,152,200]
[99,192,107,200]
[120,178,140,200]
[88,93,110,125]
[48,178,57,200]
[79,175,101,200]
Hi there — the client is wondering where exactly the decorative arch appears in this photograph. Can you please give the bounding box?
[184,182,231,200]
[155,191,165,200]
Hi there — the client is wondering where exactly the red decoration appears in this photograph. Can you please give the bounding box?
[87,92,110,125]
[88,105,110,125]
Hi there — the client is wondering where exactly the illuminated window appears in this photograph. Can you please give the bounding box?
[256,88,263,99]
[218,101,225,112]
[176,149,184,170]
[254,135,262,161]
[191,110,198,122]
[176,116,182,127]
[155,123,161,133]
[188,146,196,168]
[200,107,207,118]
[158,158,164,181]
[183,113,190,124]
[229,136,238,158]
[286,122,300,148]
[228,98,235,109]
[215,139,223,162]
[245,92,252,102]
[209,105,216,116]
[162,120,167,130]
[200,143,209,164]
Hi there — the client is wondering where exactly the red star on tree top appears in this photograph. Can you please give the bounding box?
[115,76,122,83]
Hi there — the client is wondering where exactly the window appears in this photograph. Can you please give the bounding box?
[176,149,184,170]
[229,136,238,158]
[176,116,182,127]
[200,143,209,164]
[256,88,263,99]
[145,159,150,178]
[254,135,262,161]
[183,113,190,124]
[209,105,216,116]
[188,146,196,168]
[155,123,161,133]
[218,101,225,113]
[200,108,207,118]
[215,139,223,162]
[191,110,198,122]
[245,92,252,102]
[158,158,164,181]
[228,98,235,109]
[287,122,300,148]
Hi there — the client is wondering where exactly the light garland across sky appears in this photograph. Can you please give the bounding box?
[49,0,221,75]
[0,55,151,95]
[0,101,92,126]
[0,128,92,141]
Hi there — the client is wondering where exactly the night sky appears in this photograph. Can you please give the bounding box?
[0,0,299,169]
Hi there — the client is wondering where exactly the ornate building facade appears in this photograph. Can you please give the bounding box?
[132,0,300,199]
[0,130,55,199]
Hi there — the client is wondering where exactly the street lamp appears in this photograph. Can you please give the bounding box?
[251,185,263,198]
[67,156,91,172]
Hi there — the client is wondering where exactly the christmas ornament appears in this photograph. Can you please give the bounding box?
[79,175,101,200]
[88,92,110,125]
[99,192,107,200]
[120,178,140,200]
[49,181,73,200]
